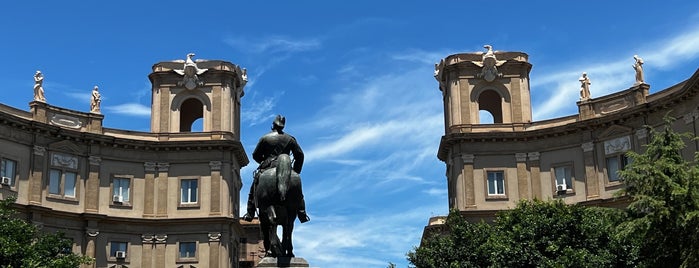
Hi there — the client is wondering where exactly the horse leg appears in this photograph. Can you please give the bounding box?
[259,217,272,256]
[281,221,294,257]
[269,224,284,257]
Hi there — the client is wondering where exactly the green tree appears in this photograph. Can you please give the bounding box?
[0,197,93,268]
[618,119,699,267]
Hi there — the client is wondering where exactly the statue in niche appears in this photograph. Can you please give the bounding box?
[633,55,644,85]
[579,72,591,100]
[472,45,506,82]
[173,53,208,90]
[243,115,310,258]
[33,70,46,102]
[90,86,101,113]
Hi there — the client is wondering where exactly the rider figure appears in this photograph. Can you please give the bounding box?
[242,115,311,223]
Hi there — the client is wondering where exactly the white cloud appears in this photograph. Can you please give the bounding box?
[104,103,151,117]
[225,36,321,54]
[241,94,278,127]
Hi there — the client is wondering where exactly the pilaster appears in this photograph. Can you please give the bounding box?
[156,163,169,217]
[85,156,101,213]
[143,162,156,217]
[528,152,541,199]
[209,161,222,216]
[209,232,222,268]
[515,153,530,200]
[460,153,476,209]
[29,145,46,205]
[581,142,599,199]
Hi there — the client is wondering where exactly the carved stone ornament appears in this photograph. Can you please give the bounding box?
[144,162,157,172]
[472,45,506,82]
[635,128,648,140]
[684,110,699,124]
[460,153,475,164]
[604,136,631,155]
[33,145,46,156]
[154,234,168,243]
[51,153,78,169]
[50,114,83,129]
[209,161,222,171]
[89,156,101,166]
[141,234,155,243]
[157,162,170,172]
[581,142,594,152]
[208,232,221,242]
[173,53,208,90]
[528,152,540,161]
[86,228,100,237]
[515,153,528,162]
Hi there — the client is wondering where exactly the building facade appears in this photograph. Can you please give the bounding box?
[431,48,699,223]
[0,56,255,267]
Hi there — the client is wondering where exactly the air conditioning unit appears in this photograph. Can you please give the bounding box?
[115,251,126,259]
[1,177,11,185]
[112,195,123,203]
[556,183,567,192]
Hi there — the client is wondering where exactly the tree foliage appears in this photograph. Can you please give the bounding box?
[618,118,699,267]
[0,197,93,268]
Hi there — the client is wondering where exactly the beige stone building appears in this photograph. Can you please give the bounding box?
[430,48,699,224]
[0,56,263,267]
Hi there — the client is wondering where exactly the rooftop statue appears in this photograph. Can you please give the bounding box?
[243,115,310,258]
[472,45,506,82]
[579,72,591,100]
[90,86,101,113]
[173,53,208,90]
[633,55,644,85]
[33,71,46,102]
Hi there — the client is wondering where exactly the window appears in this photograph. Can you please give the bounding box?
[180,179,198,204]
[606,154,629,182]
[487,171,505,196]
[49,169,77,198]
[109,241,128,258]
[179,241,197,260]
[553,165,573,193]
[48,153,79,199]
[112,177,131,203]
[1,158,17,186]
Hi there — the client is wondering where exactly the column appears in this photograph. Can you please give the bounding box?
[29,145,46,204]
[154,234,167,268]
[156,163,169,217]
[528,152,542,199]
[515,153,530,200]
[209,161,222,216]
[84,228,99,268]
[208,232,222,268]
[85,156,101,213]
[460,153,476,209]
[582,142,599,199]
[143,162,156,217]
[141,234,155,268]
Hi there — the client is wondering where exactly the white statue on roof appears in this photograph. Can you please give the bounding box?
[173,53,208,90]
[472,45,506,82]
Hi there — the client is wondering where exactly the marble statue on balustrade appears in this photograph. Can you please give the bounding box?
[633,55,644,85]
[33,71,46,102]
[90,86,101,113]
[579,72,591,100]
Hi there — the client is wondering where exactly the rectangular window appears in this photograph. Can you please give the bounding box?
[109,241,128,257]
[487,171,505,196]
[179,242,197,259]
[554,165,573,191]
[48,169,77,197]
[606,155,629,182]
[1,158,17,185]
[112,177,130,202]
[181,179,198,204]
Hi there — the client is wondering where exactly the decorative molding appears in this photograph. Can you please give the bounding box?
[51,153,78,169]
[581,142,594,152]
[49,114,83,129]
[460,153,474,164]
[635,128,648,140]
[208,232,221,242]
[209,161,222,171]
[144,162,157,172]
[527,152,540,161]
[604,136,631,155]
[88,156,101,166]
[141,234,155,243]
[86,228,100,237]
[515,153,528,162]
[684,110,698,124]
[154,234,168,243]
[157,162,169,172]
[33,145,46,156]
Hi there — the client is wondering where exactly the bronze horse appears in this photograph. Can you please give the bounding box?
[253,154,303,257]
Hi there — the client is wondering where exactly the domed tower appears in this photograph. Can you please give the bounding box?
[148,53,247,136]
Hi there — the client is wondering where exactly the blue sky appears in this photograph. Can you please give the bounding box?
[2,1,699,267]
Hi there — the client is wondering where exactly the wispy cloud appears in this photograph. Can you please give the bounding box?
[241,91,281,127]
[531,25,699,120]
[224,36,321,54]
[104,103,151,117]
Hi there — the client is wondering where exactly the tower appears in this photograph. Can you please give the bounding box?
[435,45,532,131]
[149,53,247,136]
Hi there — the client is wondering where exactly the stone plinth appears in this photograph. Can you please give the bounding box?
[257,257,309,267]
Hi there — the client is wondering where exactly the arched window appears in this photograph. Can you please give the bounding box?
[478,90,503,124]
[180,98,204,132]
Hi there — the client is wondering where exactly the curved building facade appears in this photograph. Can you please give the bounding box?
[433,48,699,222]
[0,56,250,267]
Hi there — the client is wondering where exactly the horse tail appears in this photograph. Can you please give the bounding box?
[276,154,291,201]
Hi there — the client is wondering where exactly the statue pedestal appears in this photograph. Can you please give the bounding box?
[257,257,309,267]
